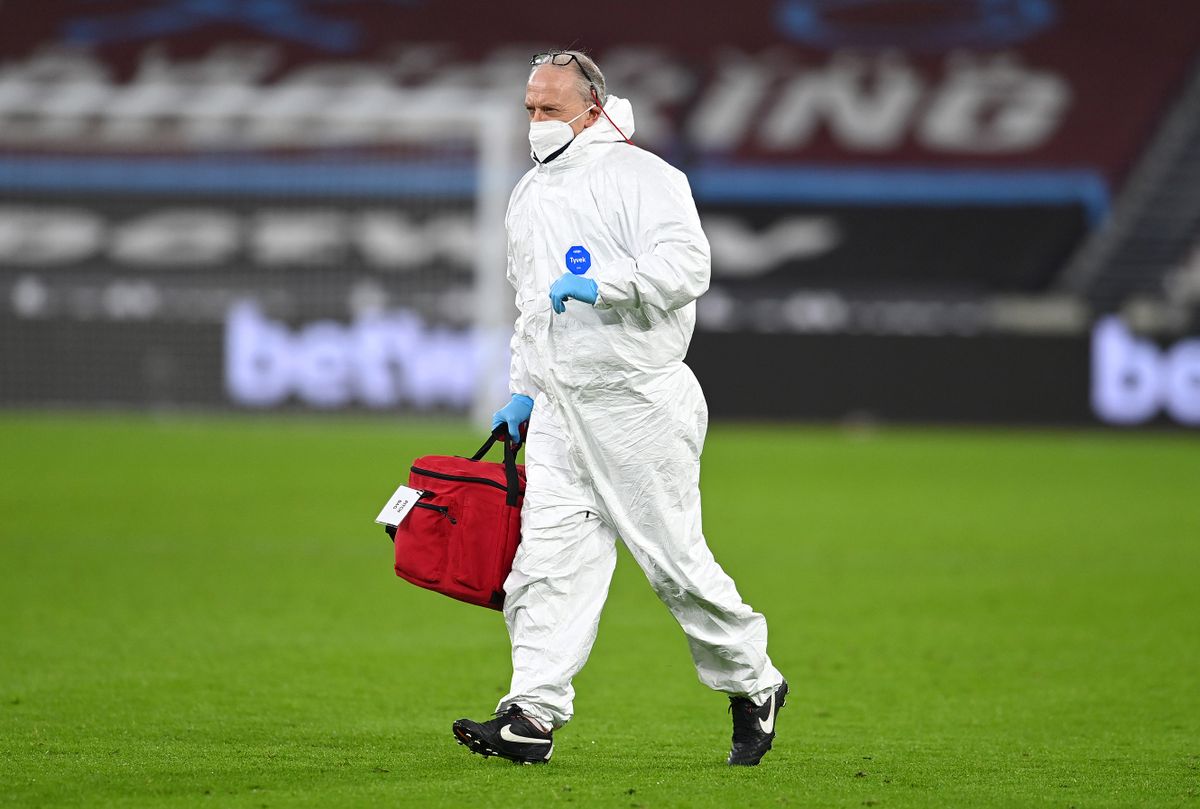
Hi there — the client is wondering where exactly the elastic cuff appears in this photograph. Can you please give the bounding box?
[594,259,638,309]
[750,676,786,707]
[596,278,636,309]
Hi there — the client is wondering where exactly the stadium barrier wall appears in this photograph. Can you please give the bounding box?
[3,313,1198,428]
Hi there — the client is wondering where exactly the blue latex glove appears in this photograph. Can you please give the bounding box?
[491,394,534,443]
[549,274,599,314]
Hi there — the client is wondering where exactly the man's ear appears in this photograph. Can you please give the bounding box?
[582,106,602,129]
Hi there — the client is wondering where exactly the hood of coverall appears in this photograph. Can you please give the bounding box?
[532,95,637,170]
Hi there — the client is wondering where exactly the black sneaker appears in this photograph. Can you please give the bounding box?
[727,680,788,766]
[452,704,554,764]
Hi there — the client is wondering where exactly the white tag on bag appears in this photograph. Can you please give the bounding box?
[374,485,425,526]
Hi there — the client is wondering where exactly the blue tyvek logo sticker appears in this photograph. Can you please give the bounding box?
[565,245,591,275]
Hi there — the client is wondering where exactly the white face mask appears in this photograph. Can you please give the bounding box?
[528,105,594,163]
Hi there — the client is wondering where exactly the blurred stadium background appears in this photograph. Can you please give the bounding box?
[2,2,1200,807]
[1,0,1198,426]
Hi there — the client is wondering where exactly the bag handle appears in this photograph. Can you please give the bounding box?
[470,427,522,507]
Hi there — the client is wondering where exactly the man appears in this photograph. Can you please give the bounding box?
[451,49,786,767]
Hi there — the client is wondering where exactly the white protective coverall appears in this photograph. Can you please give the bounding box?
[499,96,784,728]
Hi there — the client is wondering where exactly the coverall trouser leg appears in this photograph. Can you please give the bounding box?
[575,372,783,706]
[499,384,782,728]
[498,403,618,728]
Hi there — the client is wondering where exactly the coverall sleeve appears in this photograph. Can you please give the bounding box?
[509,329,535,398]
[505,234,537,398]
[593,164,711,312]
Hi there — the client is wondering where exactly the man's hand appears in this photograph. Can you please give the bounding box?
[549,274,599,314]
[491,394,534,443]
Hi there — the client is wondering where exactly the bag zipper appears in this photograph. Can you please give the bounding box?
[411,466,513,493]
[413,501,457,524]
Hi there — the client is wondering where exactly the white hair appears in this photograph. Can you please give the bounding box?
[529,50,607,107]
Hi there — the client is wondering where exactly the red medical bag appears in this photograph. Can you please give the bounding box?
[387,429,525,610]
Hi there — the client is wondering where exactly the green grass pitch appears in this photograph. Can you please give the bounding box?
[1,413,1198,808]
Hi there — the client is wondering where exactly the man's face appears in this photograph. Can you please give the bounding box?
[525,66,599,135]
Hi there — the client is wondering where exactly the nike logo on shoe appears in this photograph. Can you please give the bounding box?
[758,691,776,734]
[500,724,552,745]
[728,679,788,766]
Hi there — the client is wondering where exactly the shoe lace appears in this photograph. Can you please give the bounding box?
[728,697,760,744]
[493,704,551,734]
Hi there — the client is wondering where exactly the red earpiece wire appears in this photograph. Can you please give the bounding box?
[591,86,633,145]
